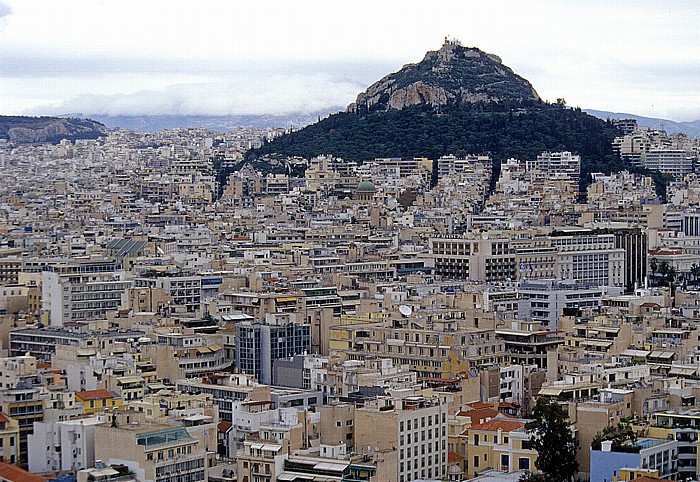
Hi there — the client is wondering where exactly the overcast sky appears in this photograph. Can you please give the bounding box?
[1,0,699,121]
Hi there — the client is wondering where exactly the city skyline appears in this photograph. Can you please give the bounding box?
[1,0,699,121]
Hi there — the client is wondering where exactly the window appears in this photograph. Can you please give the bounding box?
[501,454,509,469]
[474,456,479,468]
[519,458,530,470]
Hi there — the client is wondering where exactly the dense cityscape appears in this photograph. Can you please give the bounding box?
[0,108,699,482]
[2,2,700,481]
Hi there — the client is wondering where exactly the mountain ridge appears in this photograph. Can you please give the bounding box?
[0,115,106,144]
[584,109,700,137]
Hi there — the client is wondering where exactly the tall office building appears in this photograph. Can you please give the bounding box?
[235,314,310,384]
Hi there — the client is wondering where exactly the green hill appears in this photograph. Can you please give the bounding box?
[244,40,668,195]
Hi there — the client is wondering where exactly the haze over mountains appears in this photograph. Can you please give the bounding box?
[4,40,699,142]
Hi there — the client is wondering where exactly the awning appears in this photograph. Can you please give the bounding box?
[276,297,298,303]
[579,340,613,347]
[620,349,650,358]
[117,376,142,385]
[538,386,564,397]
[649,351,675,359]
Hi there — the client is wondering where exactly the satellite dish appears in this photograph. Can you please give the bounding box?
[399,305,412,317]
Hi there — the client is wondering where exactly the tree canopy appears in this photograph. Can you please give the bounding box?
[525,398,579,482]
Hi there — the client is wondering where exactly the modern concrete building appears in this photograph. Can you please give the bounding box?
[235,314,310,385]
[41,259,131,327]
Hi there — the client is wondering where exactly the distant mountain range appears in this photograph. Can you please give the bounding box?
[584,109,700,137]
[69,113,334,132]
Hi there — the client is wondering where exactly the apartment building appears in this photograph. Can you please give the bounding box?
[28,415,103,473]
[465,419,538,478]
[354,391,449,482]
[550,229,626,287]
[329,318,506,380]
[41,259,132,327]
[176,374,271,422]
[94,415,207,482]
[430,235,516,281]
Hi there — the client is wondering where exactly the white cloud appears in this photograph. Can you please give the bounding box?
[31,75,365,117]
[2,0,700,120]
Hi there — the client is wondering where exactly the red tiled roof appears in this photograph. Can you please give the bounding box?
[466,402,492,409]
[75,389,116,401]
[457,407,515,425]
[448,451,464,463]
[218,421,232,433]
[0,462,48,482]
[469,420,526,433]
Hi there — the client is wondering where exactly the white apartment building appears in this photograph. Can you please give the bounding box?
[28,415,104,473]
[527,151,581,185]
[355,392,449,482]
[550,230,626,287]
[41,259,131,327]
[644,148,696,179]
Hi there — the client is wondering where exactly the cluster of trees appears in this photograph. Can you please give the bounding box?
[648,258,700,289]
[591,420,638,452]
[244,102,654,197]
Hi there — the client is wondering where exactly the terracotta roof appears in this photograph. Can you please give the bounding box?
[218,421,232,433]
[469,420,526,433]
[466,401,492,410]
[457,407,514,425]
[75,389,117,401]
[0,462,48,482]
[448,451,464,463]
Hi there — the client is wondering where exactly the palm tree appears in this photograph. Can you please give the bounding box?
[691,263,700,285]
[649,257,659,286]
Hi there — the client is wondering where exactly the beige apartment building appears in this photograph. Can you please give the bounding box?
[354,391,449,482]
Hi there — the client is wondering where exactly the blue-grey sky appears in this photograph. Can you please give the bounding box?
[1,0,699,121]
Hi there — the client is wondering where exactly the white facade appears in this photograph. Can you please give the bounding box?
[42,261,131,327]
[28,415,103,472]
[551,232,626,287]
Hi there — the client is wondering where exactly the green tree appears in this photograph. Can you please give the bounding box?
[691,263,700,285]
[525,398,579,482]
[649,257,659,285]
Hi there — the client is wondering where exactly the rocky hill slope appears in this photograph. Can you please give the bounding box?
[348,40,540,114]
[0,116,107,144]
